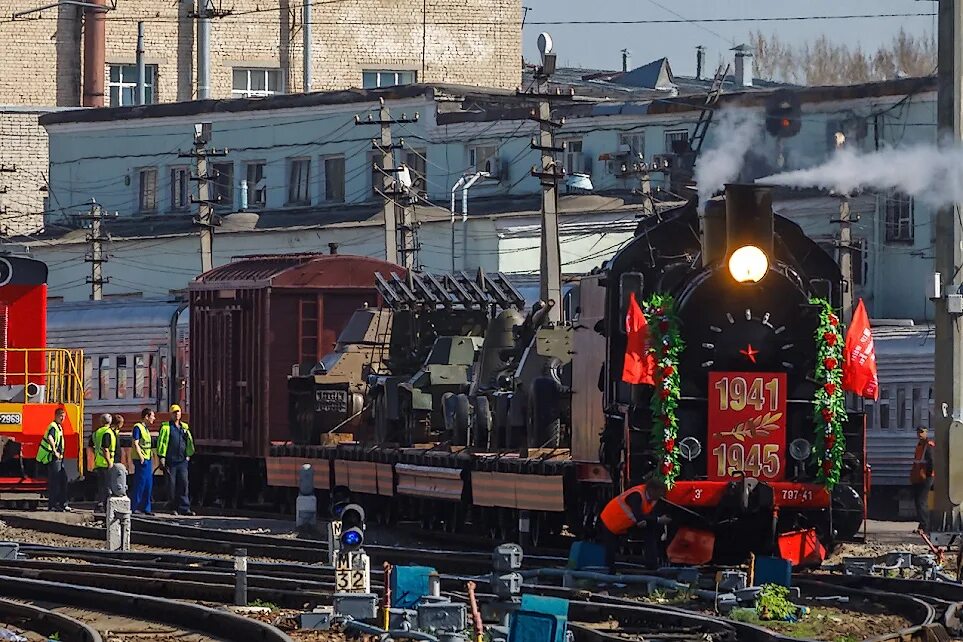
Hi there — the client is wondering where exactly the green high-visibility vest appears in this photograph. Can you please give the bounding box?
[93,426,116,469]
[132,422,151,462]
[36,422,63,465]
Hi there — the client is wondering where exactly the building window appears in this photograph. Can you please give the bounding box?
[232,68,282,98]
[245,161,267,209]
[323,156,346,203]
[170,166,190,211]
[469,144,498,174]
[619,132,645,158]
[212,162,234,208]
[405,149,427,194]
[108,64,157,106]
[287,158,311,205]
[665,129,690,154]
[885,191,914,243]
[98,356,110,400]
[562,139,586,174]
[134,354,148,399]
[138,167,158,212]
[370,152,386,199]
[362,70,416,88]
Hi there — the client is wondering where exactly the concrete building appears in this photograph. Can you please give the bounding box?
[0,0,522,235]
[31,74,938,323]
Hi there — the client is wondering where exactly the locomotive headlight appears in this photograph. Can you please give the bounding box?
[789,438,812,462]
[728,245,769,283]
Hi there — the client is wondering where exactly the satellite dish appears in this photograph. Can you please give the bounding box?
[537,32,553,62]
[397,165,413,191]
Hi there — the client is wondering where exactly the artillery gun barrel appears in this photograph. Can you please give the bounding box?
[529,299,556,329]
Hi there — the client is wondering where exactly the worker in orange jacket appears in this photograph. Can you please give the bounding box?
[910,425,935,533]
[597,477,670,569]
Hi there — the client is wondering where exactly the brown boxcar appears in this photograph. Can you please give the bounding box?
[188,253,403,461]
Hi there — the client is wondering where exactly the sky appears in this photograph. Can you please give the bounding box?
[520,0,938,77]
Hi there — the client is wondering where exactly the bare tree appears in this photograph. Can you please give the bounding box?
[750,28,936,85]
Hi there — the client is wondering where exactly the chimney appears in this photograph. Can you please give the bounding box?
[621,48,631,73]
[82,0,107,107]
[732,44,753,88]
[328,242,339,255]
[696,46,706,81]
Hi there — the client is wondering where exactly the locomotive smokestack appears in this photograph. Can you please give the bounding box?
[700,196,727,266]
[724,184,774,283]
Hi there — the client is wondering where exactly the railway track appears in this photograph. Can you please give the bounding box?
[0,596,102,642]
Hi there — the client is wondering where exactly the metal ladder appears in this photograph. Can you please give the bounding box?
[688,64,730,156]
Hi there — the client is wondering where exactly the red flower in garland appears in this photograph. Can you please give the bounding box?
[659,388,671,400]
[661,414,671,426]
[829,314,839,327]
[824,357,838,370]
[663,365,675,377]
[661,461,674,475]
[822,460,834,475]
[823,332,838,346]
[825,434,836,449]
[659,320,670,333]
[664,438,675,452]
[821,407,833,422]
[824,382,836,395]
[655,307,664,316]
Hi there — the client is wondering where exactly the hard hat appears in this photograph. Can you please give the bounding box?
[170,404,182,413]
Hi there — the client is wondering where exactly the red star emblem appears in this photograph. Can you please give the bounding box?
[740,344,759,364]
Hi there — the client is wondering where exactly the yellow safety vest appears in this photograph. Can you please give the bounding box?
[132,422,152,462]
[93,426,117,469]
[157,421,195,459]
[36,422,63,465]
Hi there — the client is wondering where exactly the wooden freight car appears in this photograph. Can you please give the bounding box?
[188,252,404,504]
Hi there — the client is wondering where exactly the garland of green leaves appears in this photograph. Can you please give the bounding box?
[811,297,846,488]
[645,293,685,488]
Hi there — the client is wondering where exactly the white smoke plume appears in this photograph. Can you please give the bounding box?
[694,108,762,211]
[757,144,963,208]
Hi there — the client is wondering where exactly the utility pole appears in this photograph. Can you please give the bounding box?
[78,202,110,301]
[354,98,419,269]
[525,33,566,324]
[933,0,963,524]
[832,133,855,323]
[180,123,227,273]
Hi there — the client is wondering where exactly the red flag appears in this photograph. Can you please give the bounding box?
[842,298,879,400]
[622,292,655,385]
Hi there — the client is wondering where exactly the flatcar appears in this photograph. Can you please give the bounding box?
[0,254,84,504]
[601,184,867,560]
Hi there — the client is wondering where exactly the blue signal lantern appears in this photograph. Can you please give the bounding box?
[338,503,366,552]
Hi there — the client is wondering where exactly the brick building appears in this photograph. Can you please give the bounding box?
[0,0,523,234]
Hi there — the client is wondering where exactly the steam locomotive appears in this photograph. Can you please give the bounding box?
[601,184,866,560]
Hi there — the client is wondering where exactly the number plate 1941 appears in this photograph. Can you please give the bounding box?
[707,372,787,482]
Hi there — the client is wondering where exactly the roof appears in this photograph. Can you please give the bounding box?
[47,298,185,330]
[191,253,403,290]
[619,58,675,91]
[24,193,663,246]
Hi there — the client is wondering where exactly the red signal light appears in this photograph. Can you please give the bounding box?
[781,118,791,128]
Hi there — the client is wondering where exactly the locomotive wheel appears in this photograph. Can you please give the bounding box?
[472,396,492,449]
[452,394,471,445]
[528,377,561,449]
[831,483,865,541]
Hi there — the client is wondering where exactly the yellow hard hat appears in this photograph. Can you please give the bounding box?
[170,404,182,413]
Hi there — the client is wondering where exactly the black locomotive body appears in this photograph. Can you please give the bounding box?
[601,184,866,560]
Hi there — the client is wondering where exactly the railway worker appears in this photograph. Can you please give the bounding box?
[92,413,118,513]
[910,425,935,533]
[597,477,670,569]
[131,408,156,516]
[37,407,69,512]
[157,404,196,516]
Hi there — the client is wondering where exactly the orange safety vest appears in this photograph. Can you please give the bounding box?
[910,439,935,483]
[600,485,656,536]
